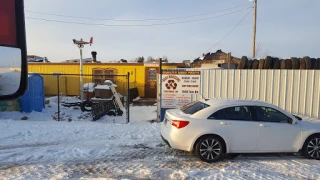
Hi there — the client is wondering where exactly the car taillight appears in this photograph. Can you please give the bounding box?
[171,120,189,129]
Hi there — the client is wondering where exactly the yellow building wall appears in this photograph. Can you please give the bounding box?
[28,63,182,97]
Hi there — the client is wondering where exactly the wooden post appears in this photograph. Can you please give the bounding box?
[227,52,231,69]
[252,0,257,58]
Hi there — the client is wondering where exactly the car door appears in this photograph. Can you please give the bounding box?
[208,106,259,153]
[252,106,301,152]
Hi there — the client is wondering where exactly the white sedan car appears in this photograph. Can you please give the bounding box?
[161,99,320,162]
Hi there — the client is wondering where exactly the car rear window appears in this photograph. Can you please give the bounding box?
[180,101,210,114]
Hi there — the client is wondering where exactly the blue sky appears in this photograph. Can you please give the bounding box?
[24,0,320,62]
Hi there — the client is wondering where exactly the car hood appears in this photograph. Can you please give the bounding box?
[299,119,320,128]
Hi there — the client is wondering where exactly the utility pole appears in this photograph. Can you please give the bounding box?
[252,0,257,58]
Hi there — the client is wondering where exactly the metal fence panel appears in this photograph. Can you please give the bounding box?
[39,73,130,123]
[199,69,320,119]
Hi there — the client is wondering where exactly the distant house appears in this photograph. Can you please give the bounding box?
[191,50,240,68]
[64,58,97,63]
[27,55,50,63]
[182,60,191,67]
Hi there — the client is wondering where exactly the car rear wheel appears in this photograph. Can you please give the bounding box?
[195,136,224,163]
[303,135,320,160]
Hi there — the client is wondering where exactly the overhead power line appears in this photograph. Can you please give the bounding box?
[25,3,252,22]
[204,9,252,53]
[26,7,252,27]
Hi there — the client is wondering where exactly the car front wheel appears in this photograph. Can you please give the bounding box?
[303,135,320,160]
[195,136,224,163]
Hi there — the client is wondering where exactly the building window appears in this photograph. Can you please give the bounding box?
[92,68,116,85]
[148,69,157,81]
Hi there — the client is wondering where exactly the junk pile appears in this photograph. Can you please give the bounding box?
[61,80,124,121]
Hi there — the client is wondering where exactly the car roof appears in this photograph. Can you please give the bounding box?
[189,98,296,120]
[199,98,271,106]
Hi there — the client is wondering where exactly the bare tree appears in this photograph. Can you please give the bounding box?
[162,55,168,60]
[135,56,145,63]
[255,42,271,59]
[147,56,154,62]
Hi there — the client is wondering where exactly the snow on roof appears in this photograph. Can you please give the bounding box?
[94,84,116,89]
[95,85,111,90]
[83,83,95,92]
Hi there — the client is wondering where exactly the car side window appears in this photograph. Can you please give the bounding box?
[253,106,291,123]
[208,106,252,121]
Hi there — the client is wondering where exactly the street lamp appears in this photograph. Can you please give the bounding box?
[73,37,93,102]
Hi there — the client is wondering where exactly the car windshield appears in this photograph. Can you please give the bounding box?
[180,101,210,114]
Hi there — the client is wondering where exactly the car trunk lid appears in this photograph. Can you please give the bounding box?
[163,109,190,128]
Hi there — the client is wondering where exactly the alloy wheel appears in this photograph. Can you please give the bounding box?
[199,139,221,161]
[307,138,320,159]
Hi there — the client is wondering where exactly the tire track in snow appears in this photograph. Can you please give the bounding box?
[1,148,320,180]
[0,142,59,150]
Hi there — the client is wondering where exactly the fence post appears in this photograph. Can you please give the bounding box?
[57,75,60,121]
[53,72,61,121]
[127,72,130,123]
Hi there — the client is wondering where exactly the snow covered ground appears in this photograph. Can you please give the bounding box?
[1,97,320,179]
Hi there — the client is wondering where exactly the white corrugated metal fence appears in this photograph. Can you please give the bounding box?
[186,69,320,119]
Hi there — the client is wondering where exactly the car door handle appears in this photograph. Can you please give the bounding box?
[220,122,228,125]
[259,124,267,127]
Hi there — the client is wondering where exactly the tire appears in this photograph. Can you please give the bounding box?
[195,136,225,163]
[300,58,306,69]
[272,58,280,69]
[286,59,292,69]
[311,58,318,69]
[302,134,320,160]
[251,60,259,69]
[245,60,253,69]
[81,100,93,112]
[264,56,273,69]
[116,109,123,116]
[280,59,286,69]
[107,110,116,116]
[304,56,312,69]
[258,59,265,69]
[291,57,299,69]
[318,58,320,69]
[238,56,248,69]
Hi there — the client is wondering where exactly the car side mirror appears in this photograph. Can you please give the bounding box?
[288,118,297,124]
[0,0,27,101]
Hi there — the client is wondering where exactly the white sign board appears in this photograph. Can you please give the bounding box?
[161,70,201,108]
[161,93,192,108]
